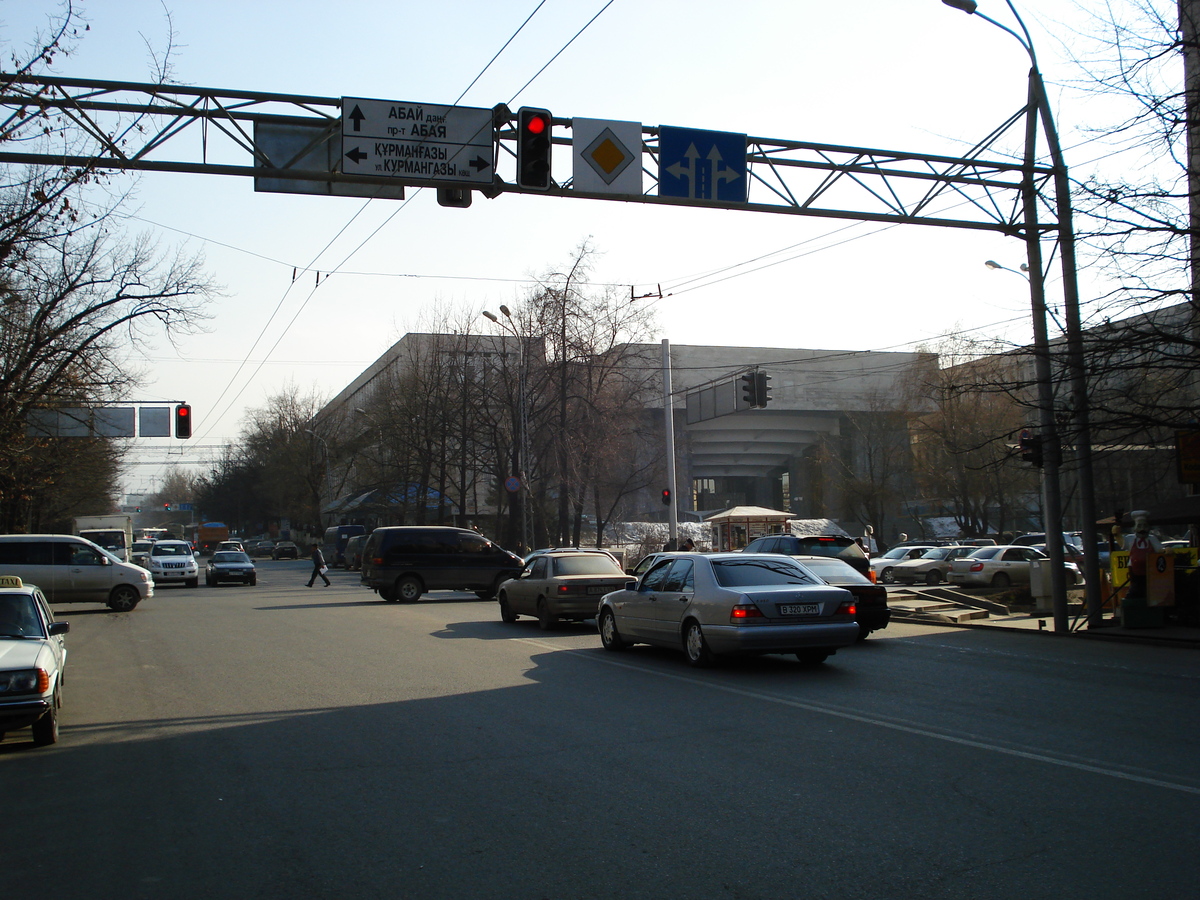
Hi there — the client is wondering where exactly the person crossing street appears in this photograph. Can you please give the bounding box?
[307,543,331,587]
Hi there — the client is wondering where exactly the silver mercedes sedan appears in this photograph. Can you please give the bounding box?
[596,553,860,667]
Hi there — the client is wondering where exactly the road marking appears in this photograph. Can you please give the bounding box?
[516,637,1200,796]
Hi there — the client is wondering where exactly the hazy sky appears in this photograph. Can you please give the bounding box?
[3,0,1150,494]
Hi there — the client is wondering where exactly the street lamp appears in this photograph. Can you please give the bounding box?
[304,428,333,525]
[482,307,532,552]
[944,0,1101,631]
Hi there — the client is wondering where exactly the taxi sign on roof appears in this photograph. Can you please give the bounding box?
[0,575,25,589]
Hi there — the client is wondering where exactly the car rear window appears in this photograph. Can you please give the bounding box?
[553,556,623,576]
[795,558,872,584]
[968,547,1002,559]
[712,558,820,587]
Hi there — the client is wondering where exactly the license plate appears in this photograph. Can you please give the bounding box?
[779,603,820,616]
[587,585,609,594]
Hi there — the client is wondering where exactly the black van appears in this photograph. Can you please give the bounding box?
[360,527,523,602]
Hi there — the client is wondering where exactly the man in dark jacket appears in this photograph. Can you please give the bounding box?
[307,543,331,587]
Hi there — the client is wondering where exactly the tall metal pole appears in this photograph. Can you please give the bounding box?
[663,339,679,547]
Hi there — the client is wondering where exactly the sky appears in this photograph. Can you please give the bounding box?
[2,0,1153,495]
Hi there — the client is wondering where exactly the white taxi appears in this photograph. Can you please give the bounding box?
[0,575,68,746]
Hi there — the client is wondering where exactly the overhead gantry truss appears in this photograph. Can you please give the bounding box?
[0,74,1055,236]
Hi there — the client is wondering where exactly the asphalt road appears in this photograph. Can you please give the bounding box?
[6,558,1198,899]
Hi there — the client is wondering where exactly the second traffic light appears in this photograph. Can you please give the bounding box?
[516,107,552,190]
[175,403,192,439]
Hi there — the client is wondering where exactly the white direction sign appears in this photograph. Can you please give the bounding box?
[341,98,494,184]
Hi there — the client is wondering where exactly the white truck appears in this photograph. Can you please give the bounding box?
[73,514,135,562]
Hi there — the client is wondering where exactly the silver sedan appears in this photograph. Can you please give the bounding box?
[597,553,860,667]
[947,545,1083,588]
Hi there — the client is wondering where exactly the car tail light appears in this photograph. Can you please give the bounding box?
[867,569,877,583]
[837,600,857,616]
[730,604,764,622]
[970,562,985,572]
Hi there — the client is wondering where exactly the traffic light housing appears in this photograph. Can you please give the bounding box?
[175,403,192,439]
[740,373,758,408]
[661,488,672,506]
[163,502,171,511]
[516,107,552,190]
[754,371,771,408]
[1019,430,1044,467]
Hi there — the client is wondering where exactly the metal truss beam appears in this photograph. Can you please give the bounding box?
[0,74,1057,235]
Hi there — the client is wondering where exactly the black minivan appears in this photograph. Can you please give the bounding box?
[360,527,523,603]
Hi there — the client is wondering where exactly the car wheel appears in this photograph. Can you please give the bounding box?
[397,575,422,603]
[537,598,556,631]
[598,608,626,651]
[187,578,198,588]
[498,592,518,623]
[925,571,942,586]
[992,572,1011,588]
[107,585,140,612]
[683,620,714,667]
[881,567,896,584]
[855,625,871,642]
[379,584,398,602]
[31,689,60,746]
[477,576,505,601]
[249,575,257,586]
[796,649,832,665]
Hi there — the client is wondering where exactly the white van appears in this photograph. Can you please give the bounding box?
[0,534,154,611]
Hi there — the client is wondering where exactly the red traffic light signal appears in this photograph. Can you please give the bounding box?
[175,403,192,439]
[661,488,672,506]
[516,107,552,190]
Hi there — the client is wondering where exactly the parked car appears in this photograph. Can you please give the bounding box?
[870,545,937,584]
[0,534,154,611]
[216,540,245,553]
[498,551,629,629]
[597,552,860,667]
[360,526,524,602]
[947,545,1083,588]
[249,541,276,558]
[741,534,872,578]
[344,534,369,571]
[524,546,622,568]
[130,539,154,568]
[205,551,257,586]
[1013,532,1085,557]
[889,546,976,586]
[0,575,68,745]
[147,539,199,588]
[272,541,299,560]
[625,551,684,578]
[786,556,890,640]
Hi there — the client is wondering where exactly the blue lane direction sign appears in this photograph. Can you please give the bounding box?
[658,126,747,203]
[341,98,495,184]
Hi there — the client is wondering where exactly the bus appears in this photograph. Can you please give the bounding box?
[322,524,367,568]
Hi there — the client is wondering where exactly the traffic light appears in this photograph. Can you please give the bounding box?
[754,371,772,408]
[516,107,552,190]
[661,488,672,506]
[135,506,141,513]
[740,373,758,408]
[163,502,171,511]
[1019,430,1044,467]
[175,403,192,439]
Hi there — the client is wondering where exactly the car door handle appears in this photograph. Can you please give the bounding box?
[678,595,691,602]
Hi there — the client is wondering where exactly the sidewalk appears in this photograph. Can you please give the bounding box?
[888,594,1200,649]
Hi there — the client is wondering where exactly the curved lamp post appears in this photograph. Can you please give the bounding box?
[944,0,1102,631]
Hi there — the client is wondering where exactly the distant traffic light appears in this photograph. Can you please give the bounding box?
[1019,429,1044,467]
[740,373,758,409]
[516,107,552,190]
[163,502,171,511]
[135,506,141,513]
[175,403,192,439]
[661,488,672,506]
[754,372,772,408]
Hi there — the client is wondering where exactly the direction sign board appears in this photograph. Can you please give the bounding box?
[341,98,494,184]
[658,125,747,203]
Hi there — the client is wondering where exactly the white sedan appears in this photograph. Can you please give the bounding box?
[0,576,68,746]
[947,545,1083,588]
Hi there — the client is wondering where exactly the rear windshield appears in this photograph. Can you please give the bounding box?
[212,552,252,563]
[795,558,872,584]
[968,547,1002,559]
[553,556,624,576]
[712,558,820,587]
[791,537,866,562]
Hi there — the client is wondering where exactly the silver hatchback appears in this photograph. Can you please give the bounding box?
[597,553,860,667]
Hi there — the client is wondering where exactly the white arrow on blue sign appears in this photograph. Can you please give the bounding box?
[658,126,747,203]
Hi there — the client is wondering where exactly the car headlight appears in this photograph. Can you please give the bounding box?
[0,668,49,694]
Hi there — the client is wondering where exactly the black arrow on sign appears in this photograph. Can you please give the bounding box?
[345,147,368,163]
[348,105,365,132]
[470,156,490,172]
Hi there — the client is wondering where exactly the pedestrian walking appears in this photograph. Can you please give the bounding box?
[307,542,331,587]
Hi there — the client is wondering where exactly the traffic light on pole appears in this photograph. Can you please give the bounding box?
[661,488,672,506]
[516,107,552,190]
[1019,429,1044,467]
[175,403,192,439]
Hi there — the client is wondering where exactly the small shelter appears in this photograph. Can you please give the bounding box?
[705,506,793,551]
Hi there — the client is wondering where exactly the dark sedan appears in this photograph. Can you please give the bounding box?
[788,555,890,640]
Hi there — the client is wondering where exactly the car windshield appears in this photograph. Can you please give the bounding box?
[920,548,952,560]
[213,552,251,563]
[0,593,45,637]
[152,543,190,557]
[711,558,820,587]
[552,556,623,576]
[132,542,152,552]
[879,546,912,560]
[968,547,1002,559]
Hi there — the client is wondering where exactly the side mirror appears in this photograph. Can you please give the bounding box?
[49,622,70,635]
[625,580,637,591]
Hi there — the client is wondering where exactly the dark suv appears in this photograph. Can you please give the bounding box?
[360,526,523,603]
[741,534,871,578]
